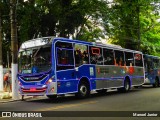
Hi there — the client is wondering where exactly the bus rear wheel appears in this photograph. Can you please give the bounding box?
[118,80,130,92]
[76,81,90,98]
[124,80,130,92]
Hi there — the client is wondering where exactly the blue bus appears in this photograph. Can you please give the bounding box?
[143,54,160,87]
[18,37,144,99]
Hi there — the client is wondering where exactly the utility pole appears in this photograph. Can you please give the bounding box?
[10,0,19,100]
[0,11,3,92]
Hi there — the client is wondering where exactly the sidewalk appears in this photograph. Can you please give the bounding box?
[0,91,16,103]
[0,82,18,102]
[0,91,41,103]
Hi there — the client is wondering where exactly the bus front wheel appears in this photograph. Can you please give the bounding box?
[76,81,90,98]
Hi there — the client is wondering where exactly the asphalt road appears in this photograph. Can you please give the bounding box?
[0,85,160,120]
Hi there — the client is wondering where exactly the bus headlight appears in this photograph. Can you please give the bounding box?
[46,75,55,84]
[46,78,52,84]
[48,79,52,83]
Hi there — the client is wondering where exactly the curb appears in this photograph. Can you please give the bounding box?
[0,97,34,103]
[0,92,19,103]
[0,99,19,103]
[0,93,34,103]
[0,92,12,99]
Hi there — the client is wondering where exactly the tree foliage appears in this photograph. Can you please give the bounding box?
[105,0,160,56]
[0,0,160,66]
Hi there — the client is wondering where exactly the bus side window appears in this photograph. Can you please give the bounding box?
[153,58,159,69]
[114,50,124,66]
[82,50,89,64]
[147,57,153,72]
[57,48,69,65]
[75,49,82,65]
[56,42,74,71]
[134,53,143,67]
[89,47,103,65]
[103,48,114,65]
[125,52,134,66]
[74,44,88,66]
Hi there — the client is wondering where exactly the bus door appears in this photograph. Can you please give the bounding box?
[55,41,77,94]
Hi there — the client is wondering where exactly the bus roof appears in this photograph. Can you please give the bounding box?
[54,38,142,54]
[143,54,160,59]
[19,36,55,51]
[19,36,142,54]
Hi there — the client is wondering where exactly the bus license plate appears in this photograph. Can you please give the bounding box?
[30,88,36,91]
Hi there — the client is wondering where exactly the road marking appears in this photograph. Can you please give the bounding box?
[37,100,98,111]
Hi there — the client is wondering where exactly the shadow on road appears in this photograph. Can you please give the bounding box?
[25,88,142,104]
[141,85,160,89]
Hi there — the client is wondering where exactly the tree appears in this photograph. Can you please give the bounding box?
[1,0,160,67]
[0,0,11,67]
[103,0,160,56]
[0,1,3,66]
[16,0,109,41]
[140,1,160,56]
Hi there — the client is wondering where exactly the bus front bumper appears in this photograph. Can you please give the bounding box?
[19,82,57,96]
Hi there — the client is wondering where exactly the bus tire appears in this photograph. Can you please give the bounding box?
[123,79,130,92]
[47,95,57,99]
[118,79,130,92]
[76,81,90,98]
[153,78,159,88]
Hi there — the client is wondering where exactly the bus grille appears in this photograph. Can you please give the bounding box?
[20,74,48,82]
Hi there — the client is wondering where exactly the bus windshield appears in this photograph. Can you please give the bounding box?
[18,46,52,74]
